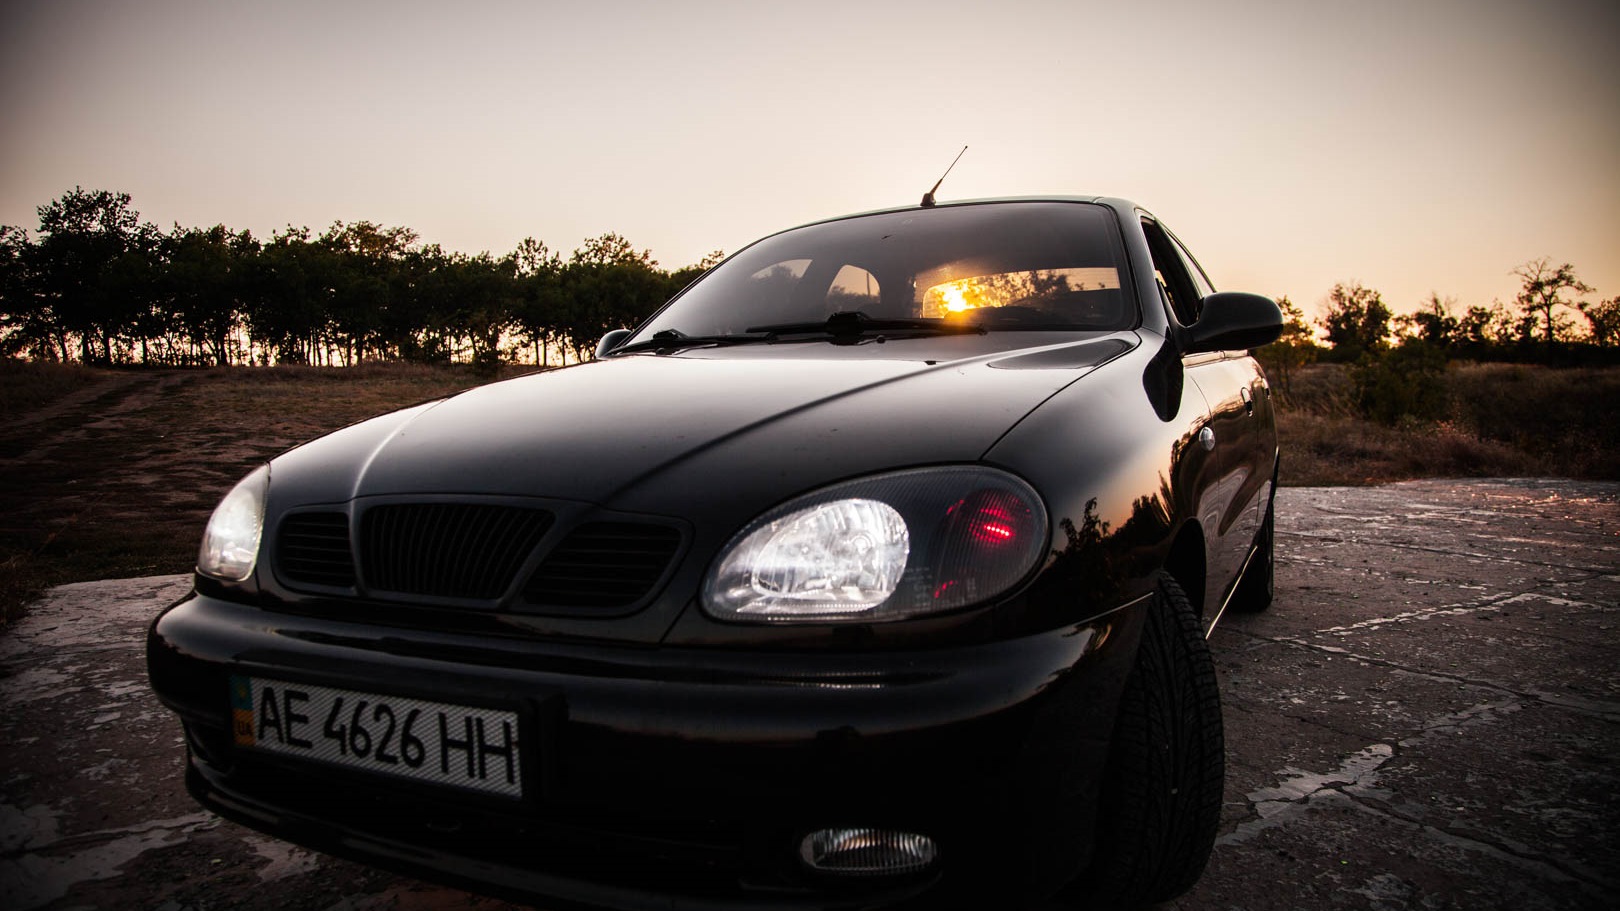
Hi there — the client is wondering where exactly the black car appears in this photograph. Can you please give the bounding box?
[147,197,1282,910]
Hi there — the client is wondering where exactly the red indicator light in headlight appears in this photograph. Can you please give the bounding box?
[949,493,1026,548]
[933,488,1039,600]
[969,506,1019,544]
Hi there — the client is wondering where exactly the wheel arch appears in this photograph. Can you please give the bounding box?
[1162,520,1208,618]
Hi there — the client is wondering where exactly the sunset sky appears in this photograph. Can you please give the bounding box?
[3,0,1616,322]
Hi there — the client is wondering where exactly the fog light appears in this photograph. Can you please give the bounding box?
[799,827,938,876]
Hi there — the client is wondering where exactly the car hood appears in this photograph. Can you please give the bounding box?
[268,333,1138,514]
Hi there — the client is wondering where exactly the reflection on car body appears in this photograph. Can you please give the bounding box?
[148,196,1283,910]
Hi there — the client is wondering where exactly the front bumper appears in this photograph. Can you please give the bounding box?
[147,591,1145,910]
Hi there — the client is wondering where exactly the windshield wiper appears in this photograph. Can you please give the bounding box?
[613,312,987,355]
[609,328,773,355]
[747,311,988,340]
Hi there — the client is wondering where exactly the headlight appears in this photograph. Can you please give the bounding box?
[197,465,269,582]
[703,467,1047,623]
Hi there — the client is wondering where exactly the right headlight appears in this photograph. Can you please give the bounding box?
[702,466,1048,623]
[197,465,269,582]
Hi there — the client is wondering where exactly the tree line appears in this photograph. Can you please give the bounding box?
[4,187,1616,386]
[1257,260,1619,424]
[0,188,720,369]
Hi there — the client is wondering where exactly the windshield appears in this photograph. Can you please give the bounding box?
[631,202,1135,342]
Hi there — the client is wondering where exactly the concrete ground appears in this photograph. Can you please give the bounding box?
[1,479,1615,911]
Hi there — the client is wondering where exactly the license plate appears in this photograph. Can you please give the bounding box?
[230,675,523,799]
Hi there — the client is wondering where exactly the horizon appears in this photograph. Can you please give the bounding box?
[3,0,1617,322]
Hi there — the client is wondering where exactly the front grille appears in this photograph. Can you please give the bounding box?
[274,504,680,612]
[525,522,683,609]
[277,512,356,587]
[360,503,554,600]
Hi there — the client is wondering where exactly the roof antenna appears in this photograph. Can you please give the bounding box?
[920,145,968,208]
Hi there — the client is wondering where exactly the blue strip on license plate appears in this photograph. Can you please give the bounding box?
[230,675,523,799]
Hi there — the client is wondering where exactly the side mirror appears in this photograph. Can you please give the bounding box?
[1184,292,1284,354]
[595,328,633,359]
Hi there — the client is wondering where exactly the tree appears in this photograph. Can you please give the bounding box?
[105,238,166,363]
[417,250,519,373]
[1318,282,1391,362]
[163,224,258,365]
[1579,297,1620,347]
[559,234,671,361]
[667,249,725,293]
[570,232,657,269]
[512,237,561,277]
[1457,302,1511,348]
[508,238,564,366]
[244,226,337,365]
[1352,340,1448,426]
[320,221,419,364]
[1396,293,1460,349]
[1512,258,1591,345]
[32,188,159,363]
[0,224,52,360]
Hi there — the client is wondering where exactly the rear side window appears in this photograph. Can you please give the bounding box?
[829,265,881,311]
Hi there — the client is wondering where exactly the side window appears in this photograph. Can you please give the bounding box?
[747,259,811,295]
[1170,232,1215,300]
[828,264,881,311]
[1142,219,1202,326]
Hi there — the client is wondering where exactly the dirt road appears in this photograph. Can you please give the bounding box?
[2,479,1616,910]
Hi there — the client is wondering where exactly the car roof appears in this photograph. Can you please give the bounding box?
[775,195,1137,232]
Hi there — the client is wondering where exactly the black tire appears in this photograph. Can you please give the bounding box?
[1063,573,1224,909]
[1228,493,1274,614]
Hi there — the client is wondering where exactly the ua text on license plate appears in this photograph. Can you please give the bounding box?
[230,675,522,799]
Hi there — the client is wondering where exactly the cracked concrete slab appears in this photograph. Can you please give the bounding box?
[1190,479,1620,911]
[0,574,522,911]
[0,479,1615,910]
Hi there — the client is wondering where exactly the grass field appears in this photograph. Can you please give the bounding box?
[2,358,1615,626]
[0,361,488,625]
[1276,361,1620,484]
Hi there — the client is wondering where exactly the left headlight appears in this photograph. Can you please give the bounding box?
[197,465,269,582]
[702,466,1048,623]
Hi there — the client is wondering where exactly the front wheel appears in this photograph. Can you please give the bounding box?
[1062,572,1224,908]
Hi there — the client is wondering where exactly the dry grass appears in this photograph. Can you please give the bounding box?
[1278,362,1619,486]
[1446,362,1620,477]
[0,359,105,420]
[0,362,513,626]
[1280,413,1538,486]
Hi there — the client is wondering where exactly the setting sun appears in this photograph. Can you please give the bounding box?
[937,283,974,314]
